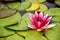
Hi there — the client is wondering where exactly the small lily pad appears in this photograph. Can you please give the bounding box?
[16,2,31,10]
[36,4,48,12]
[0,9,16,18]
[44,8,60,16]
[0,12,21,27]
[44,23,60,40]
[6,2,20,9]
[25,0,46,3]
[25,30,47,40]
[6,34,24,40]
[26,3,40,11]
[0,26,15,37]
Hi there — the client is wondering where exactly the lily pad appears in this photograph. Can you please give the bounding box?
[25,30,47,40]
[0,9,16,18]
[6,34,24,40]
[44,8,60,16]
[16,2,31,10]
[6,20,29,30]
[0,12,21,27]
[0,26,15,37]
[52,16,60,22]
[25,0,46,3]
[17,31,28,37]
[5,13,30,30]
[6,2,20,9]
[44,23,60,40]
[26,3,40,11]
[0,38,6,40]
[22,13,31,24]
[36,4,48,12]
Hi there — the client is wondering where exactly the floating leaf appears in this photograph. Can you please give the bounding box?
[44,8,60,16]
[26,3,40,11]
[36,4,48,12]
[6,20,28,30]
[0,26,15,37]
[6,34,24,40]
[22,13,31,24]
[44,23,60,40]
[5,13,30,30]
[0,9,16,18]
[25,30,47,40]
[6,2,20,9]
[18,20,29,30]
[16,2,31,10]
[25,0,46,3]
[52,16,60,22]
[17,31,28,37]
[0,12,21,27]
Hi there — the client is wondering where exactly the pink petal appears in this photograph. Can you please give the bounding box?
[35,11,38,19]
[44,16,52,26]
[41,24,55,30]
[39,12,43,22]
[46,24,56,29]
[37,21,41,28]
[28,24,37,29]
[46,17,52,22]
[41,17,52,30]
[33,15,38,27]
[39,12,43,19]
[43,14,48,21]
[29,13,34,24]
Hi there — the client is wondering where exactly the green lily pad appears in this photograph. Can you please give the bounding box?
[25,0,46,3]
[44,8,60,16]
[5,20,29,30]
[17,31,28,37]
[52,16,60,22]
[36,4,48,12]
[22,13,31,24]
[0,12,21,27]
[16,2,31,10]
[0,9,16,18]
[44,23,60,40]
[5,13,30,30]
[25,30,47,40]
[6,34,24,40]
[0,38,6,40]
[6,2,20,9]
[0,26,15,37]
[18,20,29,30]
[26,3,40,11]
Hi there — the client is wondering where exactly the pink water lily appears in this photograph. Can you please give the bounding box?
[28,11,55,31]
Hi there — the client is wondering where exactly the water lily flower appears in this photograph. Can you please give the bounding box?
[28,11,55,31]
